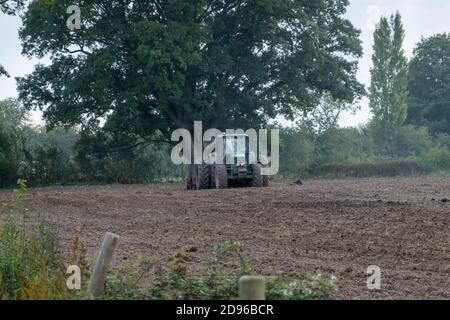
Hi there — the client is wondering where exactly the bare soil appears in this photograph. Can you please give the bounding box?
[1,176,449,299]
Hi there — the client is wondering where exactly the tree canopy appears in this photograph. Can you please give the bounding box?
[301,93,358,134]
[407,33,450,136]
[0,98,29,127]
[18,0,364,143]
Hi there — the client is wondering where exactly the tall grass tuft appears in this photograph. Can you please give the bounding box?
[0,180,75,300]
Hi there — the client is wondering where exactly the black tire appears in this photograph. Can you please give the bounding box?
[251,164,263,188]
[196,164,211,190]
[184,164,194,190]
[209,164,216,188]
[215,165,228,189]
[263,175,269,187]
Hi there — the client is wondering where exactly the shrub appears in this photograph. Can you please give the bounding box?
[266,274,334,300]
[391,126,433,157]
[97,240,334,300]
[434,134,450,149]
[19,127,80,186]
[420,146,450,171]
[279,127,315,178]
[75,131,181,184]
[308,160,423,178]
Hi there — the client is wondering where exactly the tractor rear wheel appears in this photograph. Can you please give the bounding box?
[263,175,269,187]
[184,164,194,190]
[196,164,211,190]
[251,164,263,188]
[215,165,228,189]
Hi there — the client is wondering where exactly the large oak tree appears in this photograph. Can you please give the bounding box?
[18,0,364,143]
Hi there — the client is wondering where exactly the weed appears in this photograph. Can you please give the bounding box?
[98,240,334,300]
[0,180,76,299]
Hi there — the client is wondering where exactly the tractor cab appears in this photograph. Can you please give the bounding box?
[215,133,252,166]
[186,133,268,190]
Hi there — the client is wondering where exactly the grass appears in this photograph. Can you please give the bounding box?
[0,180,76,299]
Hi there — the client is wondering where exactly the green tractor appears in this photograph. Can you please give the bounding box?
[185,133,269,190]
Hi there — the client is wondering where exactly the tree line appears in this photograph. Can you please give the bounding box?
[279,13,450,178]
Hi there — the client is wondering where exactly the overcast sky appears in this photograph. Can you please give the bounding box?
[1,0,450,126]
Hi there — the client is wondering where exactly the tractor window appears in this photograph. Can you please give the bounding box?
[223,136,247,157]
[224,138,235,157]
[235,136,246,157]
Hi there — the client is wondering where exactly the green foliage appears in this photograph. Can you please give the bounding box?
[434,134,450,149]
[313,127,368,164]
[0,97,180,187]
[98,240,334,300]
[278,127,314,178]
[278,123,445,179]
[266,274,334,300]
[20,127,79,185]
[279,126,370,177]
[420,145,450,171]
[390,125,433,157]
[407,33,450,136]
[302,94,360,134]
[0,180,73,300]
[18,0,363,143]
[0,119,20,186]
[0,100,25,187]
[0,98,29,128]
[369,12,408,144]
[99,240,249,300]
[75,130,181,184]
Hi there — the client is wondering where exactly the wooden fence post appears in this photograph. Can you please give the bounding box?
[239,276,266,300]
[87,232,119,298]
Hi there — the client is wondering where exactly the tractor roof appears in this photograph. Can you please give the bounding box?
[218,133,249,137]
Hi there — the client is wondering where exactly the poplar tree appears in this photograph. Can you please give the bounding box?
[369,12,408,144]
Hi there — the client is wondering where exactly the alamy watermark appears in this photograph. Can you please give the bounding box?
[366,265,382,290]
[170,121,279,176]
[66,265,81,290]
[66,5,81,30]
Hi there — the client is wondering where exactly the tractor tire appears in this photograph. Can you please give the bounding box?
[263,175,269,187]
[209,165,216,188]
[196,164,211,190]
[215,165,228,189]
[251,164,263,188]
[184,164,195,190]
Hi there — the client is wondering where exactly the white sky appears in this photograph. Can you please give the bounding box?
[1,0,450,126]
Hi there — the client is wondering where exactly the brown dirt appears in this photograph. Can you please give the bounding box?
[1,176,449,300]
